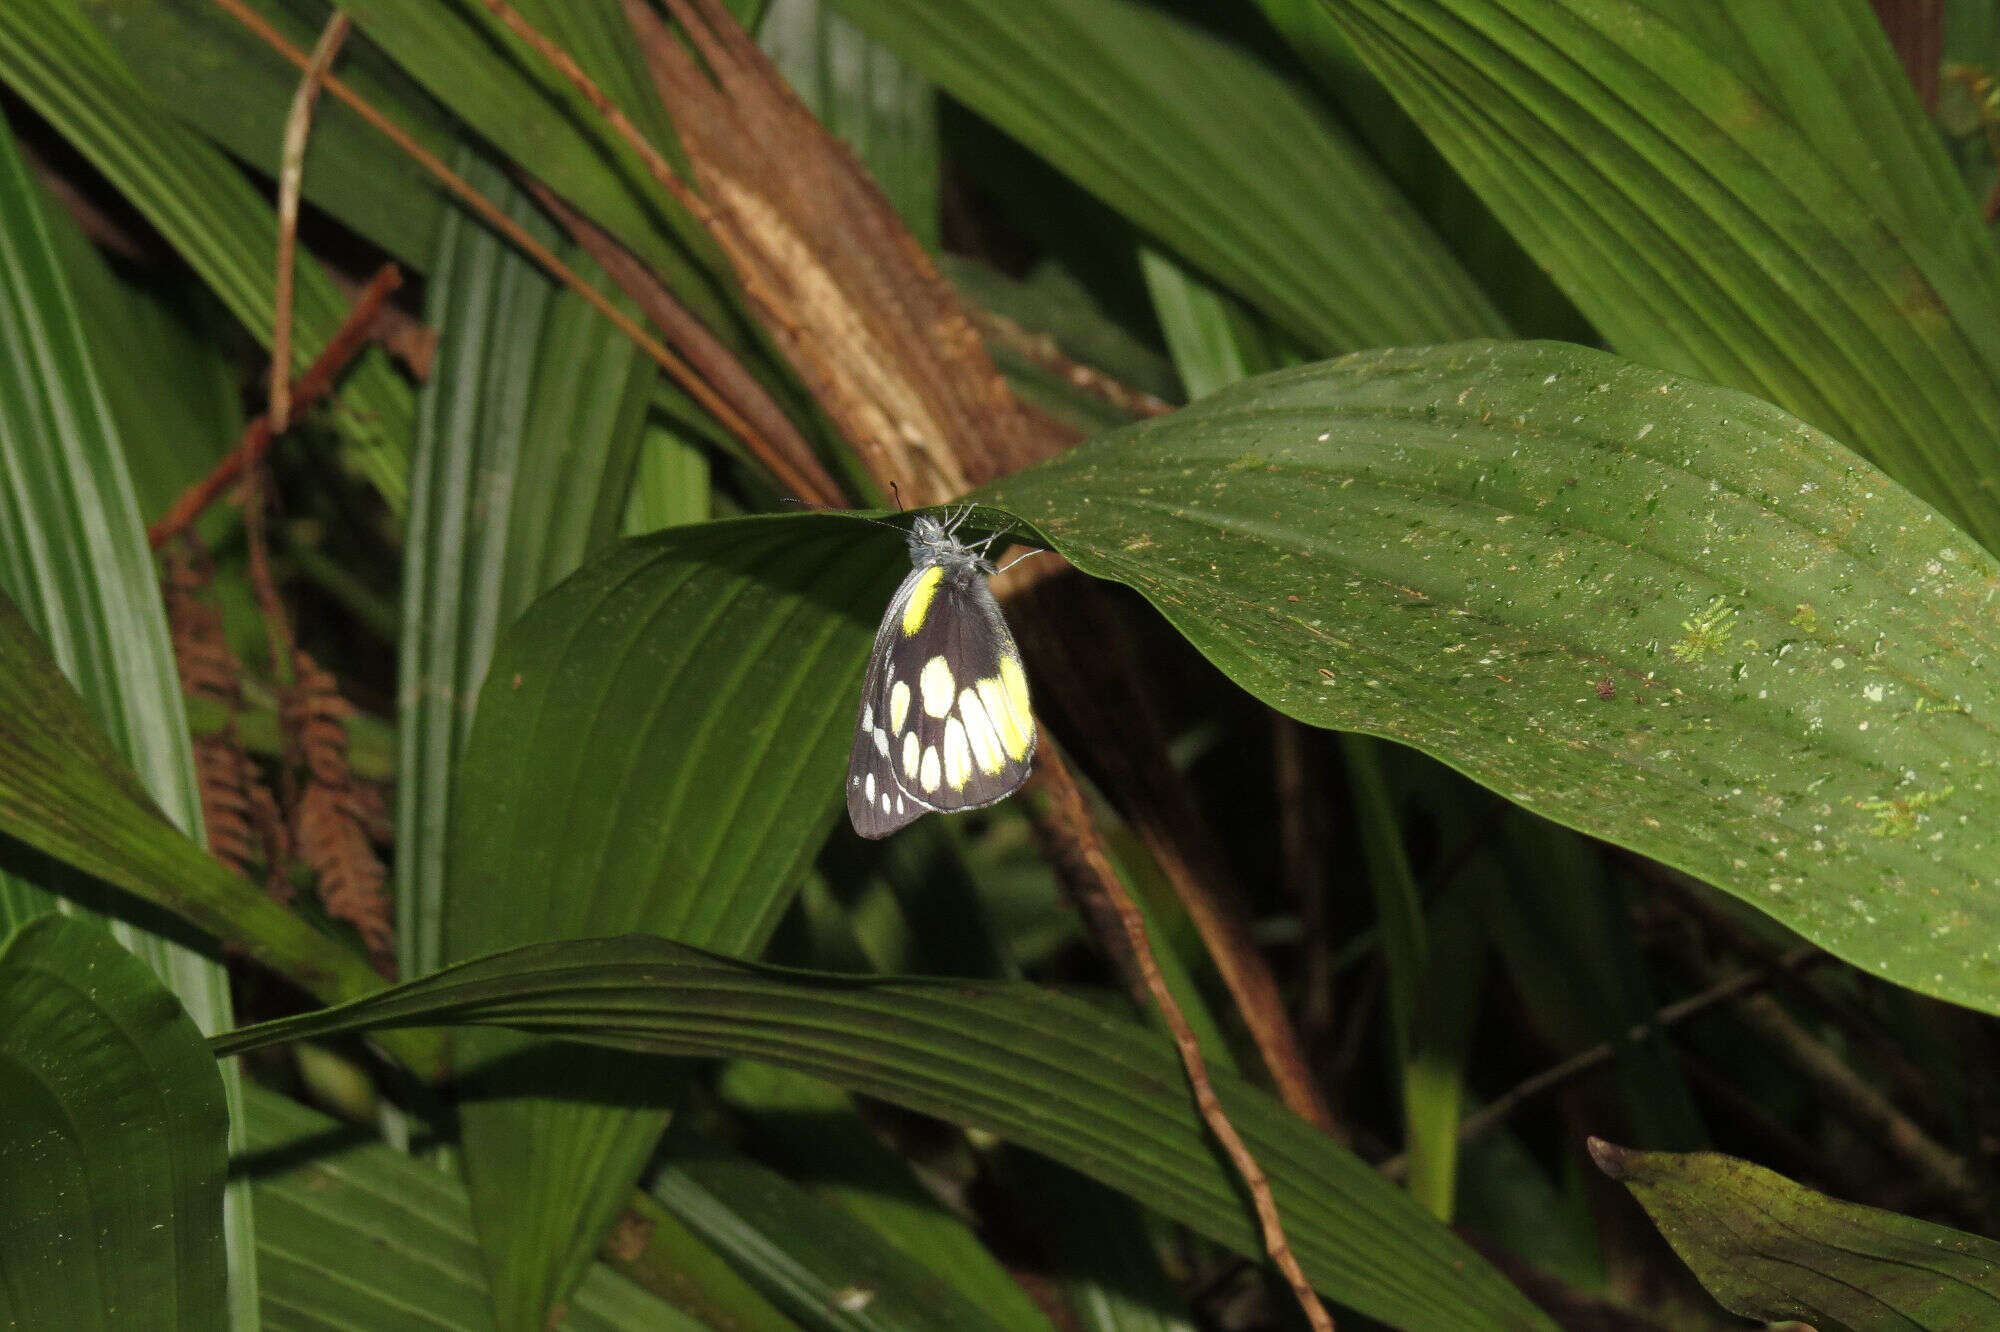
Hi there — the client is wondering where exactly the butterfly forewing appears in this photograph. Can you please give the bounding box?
[847,554,1035,839]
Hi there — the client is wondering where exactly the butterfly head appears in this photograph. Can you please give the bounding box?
[908,507,998,578]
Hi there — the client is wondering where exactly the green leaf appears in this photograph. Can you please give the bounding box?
[833,0,1505,352]
[398,152,654,980]
[1593,1140,2000,1328]
[971,341,2000,1017]
[1279,0,2000,554]
[0,582,389,1013]
[0,0,413,507]
[78,0,457,269]
[0,106,259,1322]
[761,0,941,249]
[651,1144,1025,1331]
[215,933,1555,1330]
[239,1085,709,1330]
[443,513,902,1327]
[0,915,227,1329]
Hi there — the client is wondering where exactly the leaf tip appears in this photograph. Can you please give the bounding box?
[1586,1136,1634,1180]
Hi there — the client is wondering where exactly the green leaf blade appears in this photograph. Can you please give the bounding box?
[444,513,902,1328]
[1596,1140,2000,1327]
[218,934,1556,1330]
[972,341,2000,1014]
[0,916,228,1329]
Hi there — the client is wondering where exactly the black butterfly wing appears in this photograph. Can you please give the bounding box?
[847,566,1035,839]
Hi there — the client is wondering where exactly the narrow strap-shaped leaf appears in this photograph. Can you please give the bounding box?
[1277,0,2000,553]
[216,933,1556,1330]
[0,0,412,506]
[833,0,1506,351]
[0,915,227,1329]
[0,107,259,1323]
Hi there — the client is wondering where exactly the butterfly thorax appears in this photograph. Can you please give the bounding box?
[906,514,995,579]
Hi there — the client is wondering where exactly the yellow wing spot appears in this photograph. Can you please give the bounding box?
[902,730,920,781]
[978,676,1029,761]
[901,566,945,636]
[889,679,911,733]
[920,656,956,717]
[958,688,1004,775]
[943,718,971,790]
[919,745,942,793]
[1000,655,1031,730]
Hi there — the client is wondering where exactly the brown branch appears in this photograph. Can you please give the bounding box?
[149,263,401,549]
[968,305,1174,420]
[206,0,842,508]
[1036,746,1334,1332]
[270,11,351,431]
[526,183,845,508]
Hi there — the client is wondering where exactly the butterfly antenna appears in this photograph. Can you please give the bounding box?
[995,546,1051,575]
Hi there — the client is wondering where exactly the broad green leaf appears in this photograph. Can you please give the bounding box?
[970,341,2000,1017]
[1594,1140,2000,1327]
[444,513,901,1327]
[239,1086,710,1330]
[651,1144,1024,1331]
[0,109,258,1322]
[0,915,227,1329]
[0,0,413,508]
[215,934,1556,1330]
[623,418,712,537]
[79,0,457,269]
[833,0,1506,352]
[1277,0,2000,554]
[399,153,654,980]
[761,0,941,249]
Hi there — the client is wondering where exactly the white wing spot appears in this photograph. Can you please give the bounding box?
[943,718,971,790]
[889,679,911,733]
[959,688,1003,775]
[862,703,874,732]
[920,745,942,793]
[864,771,876,803]
[902,730,920,781]
[921,656,956,717]
[873,727,890,757]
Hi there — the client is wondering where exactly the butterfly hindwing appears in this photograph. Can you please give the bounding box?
[847,558,1035,839]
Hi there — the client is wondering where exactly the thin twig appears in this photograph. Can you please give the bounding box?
[1379,944,1825,1180]
[1037,746,1334,1332]
[149,264,401,549]
[206,0,840,508]
[270,11,351,431]
[969,306,1174,420]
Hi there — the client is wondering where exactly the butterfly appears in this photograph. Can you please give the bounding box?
[847,507,1036,838]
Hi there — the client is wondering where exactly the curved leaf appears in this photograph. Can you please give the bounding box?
[832,0,1505,351]
[971,342,2000,1015]
[1275,0,2000,553]
[443,513,903,1327]
[1594,1140,2000,1326]
[0,915,226,1329]
[216,933,1555,1331]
